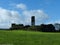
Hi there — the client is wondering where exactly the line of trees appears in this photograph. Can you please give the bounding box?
[10,23,60,32]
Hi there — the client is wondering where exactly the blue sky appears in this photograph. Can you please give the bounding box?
[0,0,60,28]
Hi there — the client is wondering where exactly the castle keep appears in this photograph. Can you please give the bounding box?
[31,16,35,26]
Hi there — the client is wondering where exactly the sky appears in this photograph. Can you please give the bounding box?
[0,0,60,28]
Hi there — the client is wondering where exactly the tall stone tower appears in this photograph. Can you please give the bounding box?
[31,16,35,26]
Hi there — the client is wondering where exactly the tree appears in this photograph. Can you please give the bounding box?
[40,24,55,32]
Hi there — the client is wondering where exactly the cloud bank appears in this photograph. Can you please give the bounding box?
[0,7,21,28]
[16,3,48,25]
[22,10,48,25]
[0,3,48,28]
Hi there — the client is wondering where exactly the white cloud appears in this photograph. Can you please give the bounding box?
[0,7,21,28]
[16,3,27,10]
[22,10,48,25]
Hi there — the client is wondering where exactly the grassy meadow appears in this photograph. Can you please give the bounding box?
[0,30,60,45]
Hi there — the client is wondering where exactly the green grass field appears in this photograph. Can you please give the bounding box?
[0,30,60,45]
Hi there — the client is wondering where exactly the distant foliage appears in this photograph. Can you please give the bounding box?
[40,24,55,32]
[10,23,60,32]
